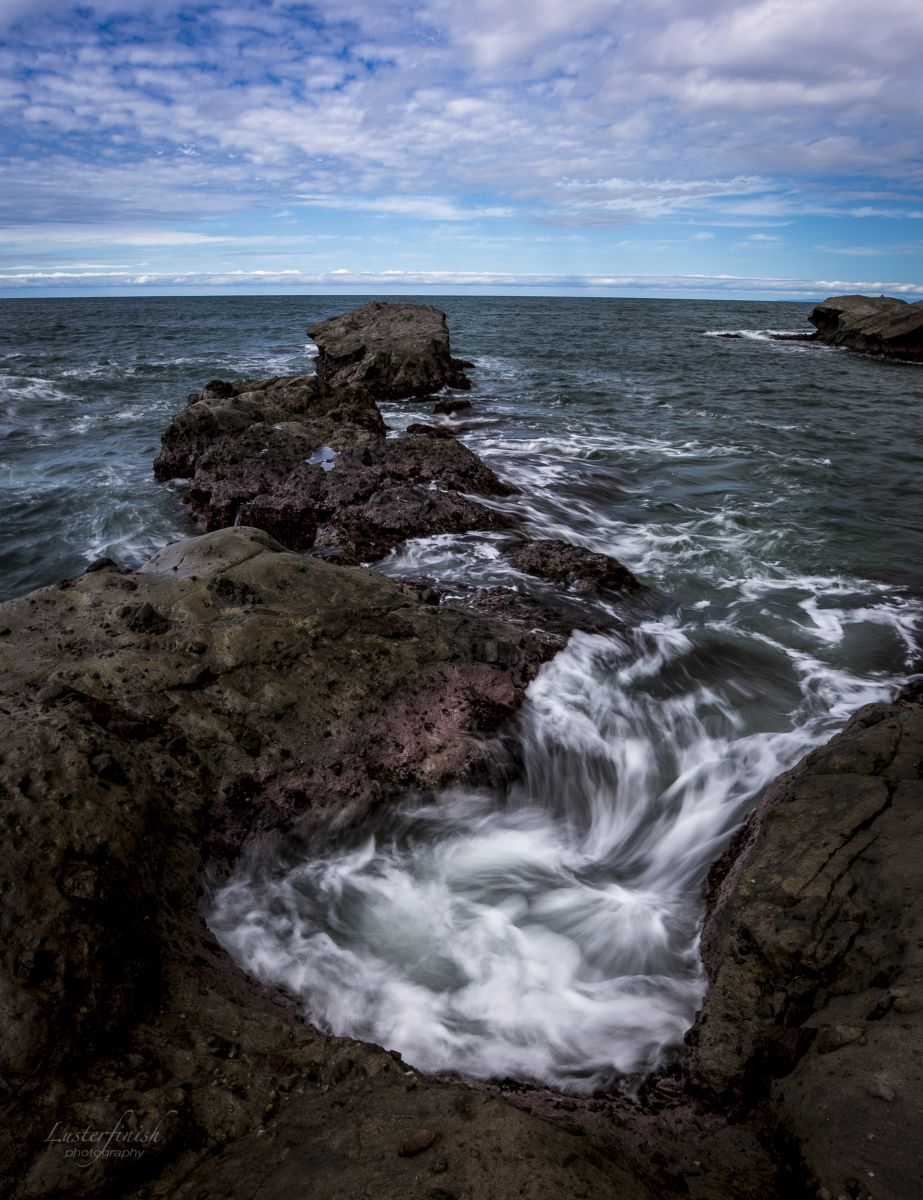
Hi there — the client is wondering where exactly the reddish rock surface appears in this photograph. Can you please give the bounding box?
[508,537,642,594]
[154,375,513,564]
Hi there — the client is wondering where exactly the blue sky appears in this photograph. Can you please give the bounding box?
[1,0,922,299]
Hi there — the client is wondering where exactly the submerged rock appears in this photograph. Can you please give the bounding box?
[806,293,923,361]
[433,396,473,415]
[309,302,473,399]
[508,538,641,594]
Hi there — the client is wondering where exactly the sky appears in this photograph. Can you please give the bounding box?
[1,0,922,299]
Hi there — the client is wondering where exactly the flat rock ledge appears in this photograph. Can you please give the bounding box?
[804,294,923,361]
[0,526,570,1200]
[308,301,473,398]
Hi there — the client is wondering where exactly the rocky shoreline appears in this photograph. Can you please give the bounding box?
[0,303,919,1199]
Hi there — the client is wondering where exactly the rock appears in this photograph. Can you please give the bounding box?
[13,298,920,1200]
[154,375,385,482]
[688,699,923,1200]
[457,584,613,642]
[433,397,472,415]
[406,422,456,438]
[119,600,171,633]
[508,538,641,594]
[178,425,514,564]
[308,302,473,399]
[806,294,923,361]
[155,372,512,564]
[398,1129,439,1157]
[0,527,569,1199]
[814,1025,865,1054]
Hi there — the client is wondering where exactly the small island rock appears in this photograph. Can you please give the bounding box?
[807,293,923,361]
[308,302,473,399]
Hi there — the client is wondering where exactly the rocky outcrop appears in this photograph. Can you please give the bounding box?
[806,294,923,361]
[154,375,512,564]
[154,375,385,482]
[687,699,923,1200]
[0,527,570,1200]
[308,302,473,398]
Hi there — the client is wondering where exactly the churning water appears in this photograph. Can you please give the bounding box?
[3,295,921,1091]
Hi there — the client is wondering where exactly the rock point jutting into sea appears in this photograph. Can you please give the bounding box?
[0,301,920,1200]
[784,293,923,362]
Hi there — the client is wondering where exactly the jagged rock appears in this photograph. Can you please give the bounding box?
[508,538,641,594]
[806,294,923,361]
[183,426,513,563]
[688,699,923,1200]
[155,358,512,564]
[154,375,385,481]
[308,302,473,399]
[155,376,513,563]
[0,527,569,1199]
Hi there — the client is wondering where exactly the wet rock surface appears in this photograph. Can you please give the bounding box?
[154,373,512,564]
[3,302,920,1199]
[3,554,917,1200]
[0,527,567,1199]
[687,699,923,1200]
[308,301,473,398]
[508,537,642,594]
[806,293,923,361]
[154,374,385,482]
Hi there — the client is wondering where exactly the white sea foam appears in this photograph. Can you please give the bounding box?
[703,328,805,341]
[210,552,917,1089]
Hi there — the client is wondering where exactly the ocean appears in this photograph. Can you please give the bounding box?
[3,294,921,1090]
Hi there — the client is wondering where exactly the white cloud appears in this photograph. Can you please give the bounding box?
[1,265,922,300]
[0,0,921,284]
[295,194,514,221]
[548,174,771,224]
[0,224,344,248]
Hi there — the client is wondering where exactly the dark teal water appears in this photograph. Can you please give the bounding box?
[3,295,921,1090]
[2,296,920,601]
